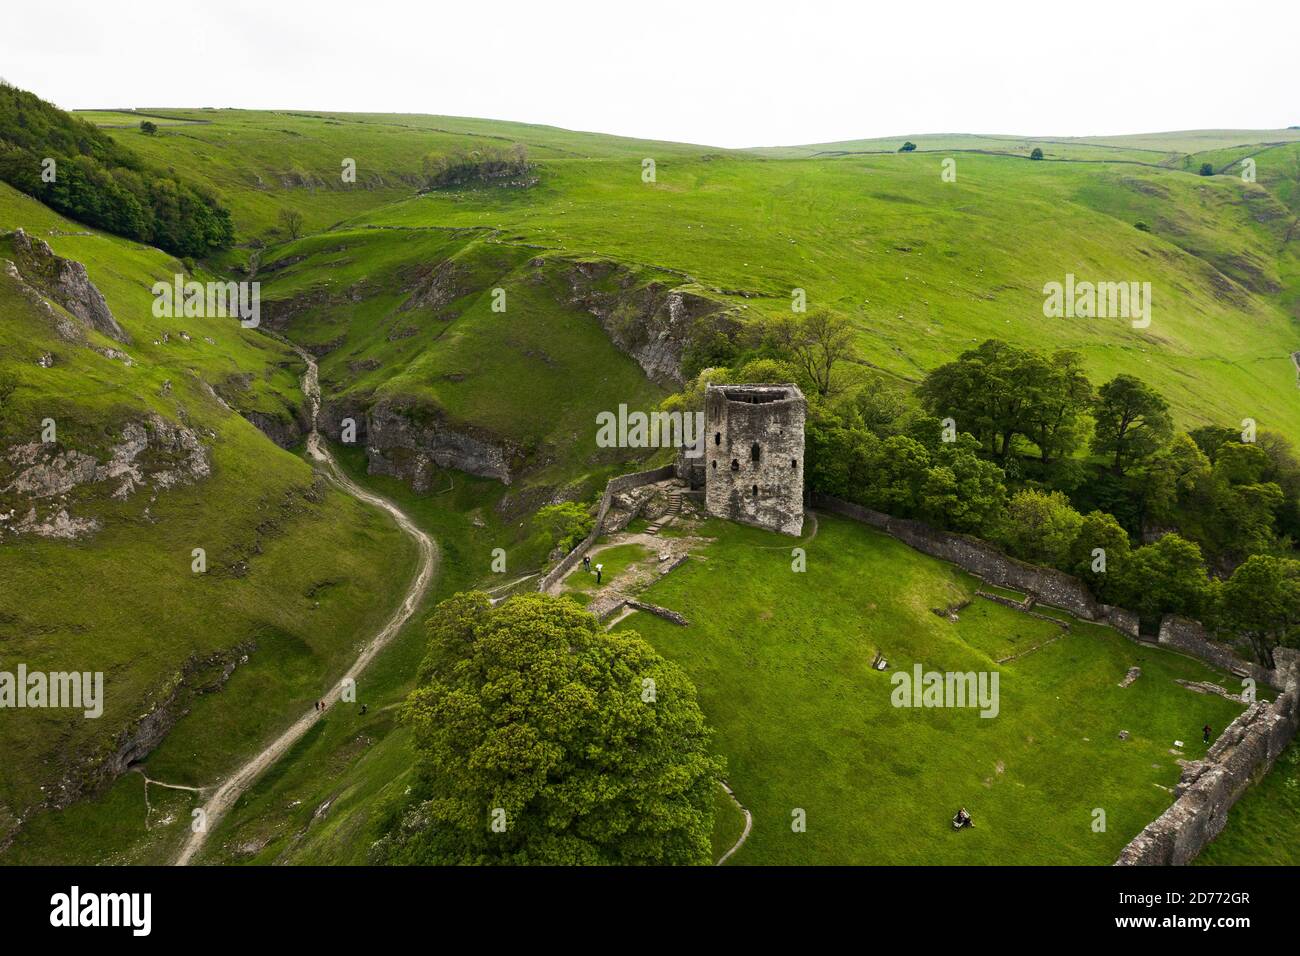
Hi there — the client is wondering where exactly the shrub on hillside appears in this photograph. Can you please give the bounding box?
[422,143,532,189]
[997,489,1083,568]
[536,501,594,555]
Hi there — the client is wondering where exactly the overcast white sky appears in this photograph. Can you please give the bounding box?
[4,0,1296,148]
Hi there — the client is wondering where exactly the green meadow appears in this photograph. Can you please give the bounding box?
[615,514,1251,865]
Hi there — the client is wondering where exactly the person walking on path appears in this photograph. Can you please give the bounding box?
[595,563,603,585]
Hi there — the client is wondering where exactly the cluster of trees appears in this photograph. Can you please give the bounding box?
[914,340,1300,564]
[373,592,721,865]
[0,83,233,257]
[996,487,1300,663]
[673,324,1299,659]
[421,143,531,189]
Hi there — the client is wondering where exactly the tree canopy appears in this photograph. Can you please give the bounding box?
[0,83,233,256]
[374,592,723,865]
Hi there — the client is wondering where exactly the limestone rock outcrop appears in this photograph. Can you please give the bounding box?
[4,228,130,344]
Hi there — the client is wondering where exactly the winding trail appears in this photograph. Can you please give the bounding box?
[174,342,438,865]
[715,780,753,865]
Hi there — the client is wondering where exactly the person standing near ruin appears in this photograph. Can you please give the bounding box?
[1203,723,1212,744]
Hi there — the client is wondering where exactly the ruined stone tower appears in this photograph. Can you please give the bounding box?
[702,383,805,536]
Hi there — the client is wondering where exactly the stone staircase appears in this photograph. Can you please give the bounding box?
[645,489,683,535]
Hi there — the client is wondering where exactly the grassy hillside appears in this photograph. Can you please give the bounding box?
[749,128,1300,162]
[0,183,417,859]
[85,109,1300,446]
[12,105,1299,866]
[1194,738,1300,866]
[188,507,1257,866]
[350,150,1300,443]
[79,108,716,245]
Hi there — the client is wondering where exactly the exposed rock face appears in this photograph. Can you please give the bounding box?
[558,259,738,387]
[321,397,513,487]
[260,279,370,332]
[399,259,468,314]
[603,482,667,533]
[5,229,130,344]
[0,640,257,851]
[242,409,308,449]
[0,414,210,540]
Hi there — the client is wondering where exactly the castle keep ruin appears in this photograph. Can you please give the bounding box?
[698,383,805,536]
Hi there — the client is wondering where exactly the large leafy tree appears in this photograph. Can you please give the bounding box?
[997,488,1083,568]
[766,310,855,398]
[1212,555,1300,668]
[378,592,723,865]
[918,339,1088,464]
[1119,532,1210,622]
[1022,349,1094,464]
[1205,443,1285,558]
[918,436,1007,534]
[1090,374,1173,475]
[1067,510,1133,604]
[918,339,1035,459]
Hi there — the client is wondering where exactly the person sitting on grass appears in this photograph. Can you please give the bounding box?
[953,807,973,829]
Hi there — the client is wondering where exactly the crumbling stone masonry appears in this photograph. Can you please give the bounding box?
[536,465,677,593]
[1115,648,1299,866]
[702,384,805,536]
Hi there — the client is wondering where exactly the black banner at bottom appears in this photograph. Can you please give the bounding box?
[0,865,1289,942]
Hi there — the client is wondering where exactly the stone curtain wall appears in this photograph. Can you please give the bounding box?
[1158,616,1276,688]
[812,494,1139,636]
[537,465,676,593]
[1115,649,1300,866]
[812,493,1300,866]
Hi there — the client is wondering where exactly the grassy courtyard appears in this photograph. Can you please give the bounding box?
[614,513,1253,865]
